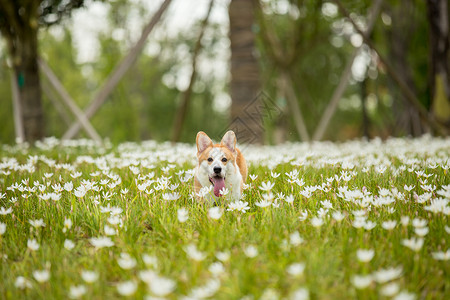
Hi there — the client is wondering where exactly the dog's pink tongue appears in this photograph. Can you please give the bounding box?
[212,177,225,197]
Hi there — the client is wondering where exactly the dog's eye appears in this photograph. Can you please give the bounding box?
[221,158,227,162]
[208,157,213,162]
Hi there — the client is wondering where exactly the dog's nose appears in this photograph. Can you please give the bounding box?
[213,166,222,174]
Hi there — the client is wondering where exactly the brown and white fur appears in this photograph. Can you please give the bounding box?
[194,131,247,202]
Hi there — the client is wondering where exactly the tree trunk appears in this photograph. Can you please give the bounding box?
[0,0,45,143]
[229,0,263,144]
[427,0,450,125]
[14,26,45,142]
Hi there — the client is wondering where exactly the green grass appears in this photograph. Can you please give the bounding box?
[0,137,449,299]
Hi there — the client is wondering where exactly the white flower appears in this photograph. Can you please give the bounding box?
[249,174,258,181]
[0,222,6,235]
[351,275,372,289]
[27,239,40,251]
[177,208,189,223]
[364,220,377,230]
[29,219,46,228]
[63,218,72,233]
[14,276,32,289]
[401,237,424,252]
[298,210,308,221]
[412,218,427,228]
[310,217,324,228]
[431,249,450,261]
[33,269,50,283]
[286,262,305,276]
[381,282,400,297]
[424,198,449,213]
[262,192,275,202]
[393,291,416,300]
[380,220,396,231]
[285,194,295,204]
[372,266,403,283]
[209,262,225,276]
[104,225,117,236]
[285,169,299,180]
[117,281,137,296]
[215,251,230,262]
[69,285,87,299]
[317,208,329,218]
[142,254,158,268]
[197,185,212,198]
[64,239,75,250]
[71,171,82,178]
[185,278,220,299]
[149,275,176,296]
[208,207,223,220]
[332,211,345,222]
[400,216,410,227]
[414,226,429,237]
[227,200,250,213]
[140,270,176,297]
[117,253,137,270]
[162,192,181,201]
[259,181,275,192]
[74,186,87,198]
[320,200,333,209]
[64,182,73,192]
[81,270,99,283]
[244,245,258,258]
[289,231,304,246]
[352,218,365,229]
[185,244,206,261]
[271,171,280,178]
[107,215,122,226]
[90,236,114,249]
[404,185,415,192]
[356,249,374,263]
[290,287,309,300]
[255,199,272,208]
[110,207,123,216]
[137,182,149,192]
[219,187,229,196]
[0,206,13,215]
[259,288,279,300]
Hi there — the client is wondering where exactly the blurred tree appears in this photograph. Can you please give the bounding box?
[383,0,424,136]
[171,0,214,143]
[256,0,310,142]
[229,0,263,144]
[256,0,344,142]
[427,0,450,126]
[0,0,87,143]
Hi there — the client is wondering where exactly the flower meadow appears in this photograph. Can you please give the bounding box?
[0,136,449,300]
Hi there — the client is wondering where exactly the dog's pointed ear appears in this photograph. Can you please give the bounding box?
[221,130,236,153]
[196,131,213,155]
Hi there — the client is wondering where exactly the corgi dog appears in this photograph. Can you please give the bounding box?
[194,130,247,202]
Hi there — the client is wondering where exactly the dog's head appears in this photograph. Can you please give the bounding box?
[196,130,238,197]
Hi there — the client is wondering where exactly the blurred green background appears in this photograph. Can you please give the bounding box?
[0,0,448,145]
